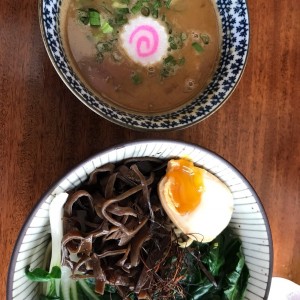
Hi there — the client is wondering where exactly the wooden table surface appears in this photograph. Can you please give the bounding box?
[0,0,299,298]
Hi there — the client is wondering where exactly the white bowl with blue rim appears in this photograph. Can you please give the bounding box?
[39,1,250,131]
[7,140,272,299]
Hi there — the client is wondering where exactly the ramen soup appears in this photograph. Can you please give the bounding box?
[60,0,221,113]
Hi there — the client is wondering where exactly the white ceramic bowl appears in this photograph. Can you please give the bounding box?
[39,1,249,131]
[7,140,272,299]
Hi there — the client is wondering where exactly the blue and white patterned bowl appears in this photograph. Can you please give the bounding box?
[39,1,249,131]
[7,140,272,300]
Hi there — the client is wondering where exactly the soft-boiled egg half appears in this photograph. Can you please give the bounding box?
[158,158,233,244]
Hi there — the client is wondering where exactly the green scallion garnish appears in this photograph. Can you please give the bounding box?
[141,6,150,17]
[178,57,185,66]
[200,33,210,45]
[101,22,114,33]
[164,0,172,8]
[114,15,128,26]
[131,73,143,85]
[192,42,204,53]
[97,41,113,52]
[78,10,89,25]
[89,9,101,26]
[131,0,144,14]
[180,32,188,42]
[164,55,177,66]
[116,7,130,14]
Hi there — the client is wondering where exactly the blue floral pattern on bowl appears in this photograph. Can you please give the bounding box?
[40,0,249,130]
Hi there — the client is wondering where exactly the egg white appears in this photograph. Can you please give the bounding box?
[158,168,233,243]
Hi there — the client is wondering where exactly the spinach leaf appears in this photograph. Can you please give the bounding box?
[203,238,225,277]
[78,279,122,300]
[181,228,249,300]
[224,251,249,300]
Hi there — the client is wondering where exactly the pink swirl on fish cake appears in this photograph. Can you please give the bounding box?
[129,25,159,58]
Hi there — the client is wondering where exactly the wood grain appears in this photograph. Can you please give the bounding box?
[0,0,299,298]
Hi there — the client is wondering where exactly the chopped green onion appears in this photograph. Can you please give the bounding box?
[154,0,162,9]
[164,55,177,66]
[180,32,188,41]
[88,9,101,26]
[141,6,150,16]
[101,22,113,33]
[170,43,177,50]
[168,36,177,50]
[77,10,89,25]
[114,13,128,26]
[116,7,130,14]
[178,57,185,66]
[160,54,185,79]
[152,9,158,18]
[168,33,187,51]
[112,1,128,8]
[131,73,143,85]
[164,0,172,8]
[131,0,144,14]
[97,42,113,52]
[164,22,172,34]
[151,0,162,18]
[192,42,204,53]
[161,55,177,78]
[200,33,210,45]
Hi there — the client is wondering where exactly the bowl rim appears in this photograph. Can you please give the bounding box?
[7,139,272,299]
[38,0,251,131]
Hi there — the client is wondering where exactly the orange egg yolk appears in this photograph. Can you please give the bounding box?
[165,158,204,214]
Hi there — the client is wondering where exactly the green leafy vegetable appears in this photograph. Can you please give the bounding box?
[203,241,225,277]
[26,190,248,300]
[24,193,123,300]
[26,208,248,300]
[25,266,61,282]
[25,266,61,299]
[224,252,249,300]
[181,227,249,300]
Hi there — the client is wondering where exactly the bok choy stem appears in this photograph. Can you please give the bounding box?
[47,192,69,297]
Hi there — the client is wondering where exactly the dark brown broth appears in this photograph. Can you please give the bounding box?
[60,0,221,114]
